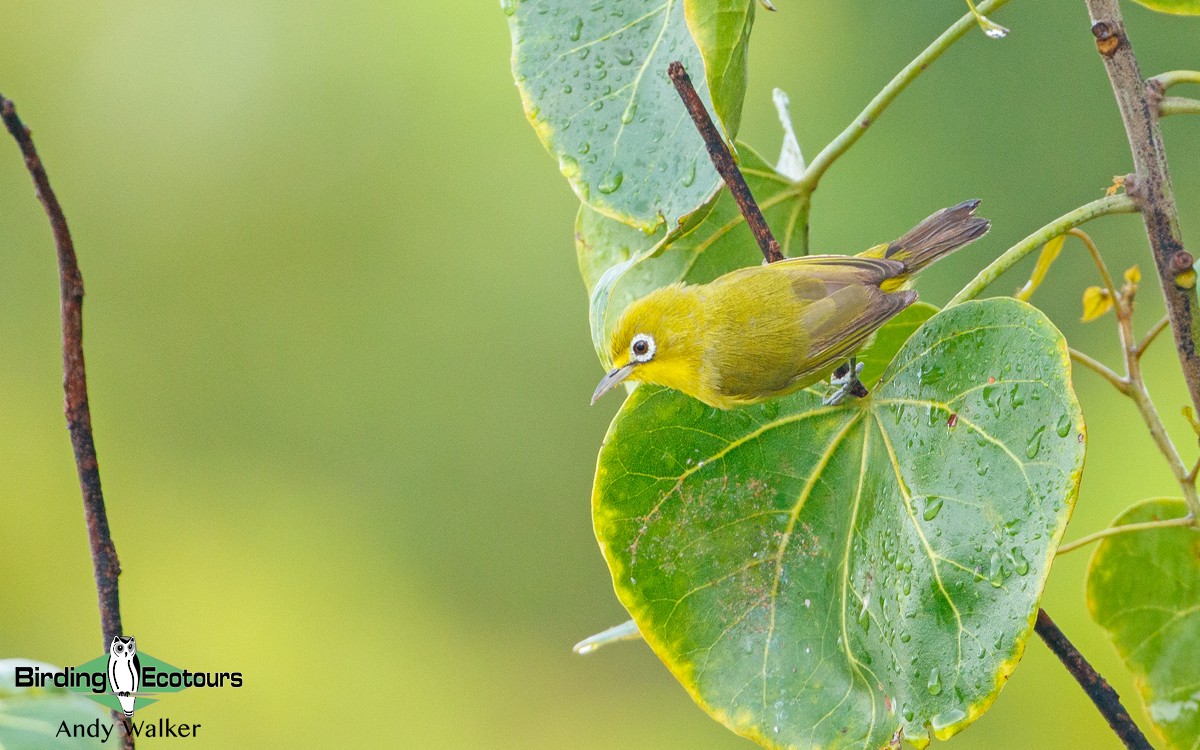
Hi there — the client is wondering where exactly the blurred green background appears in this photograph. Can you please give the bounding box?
[0,2,1197,747]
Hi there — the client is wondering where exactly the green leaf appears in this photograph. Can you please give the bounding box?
[507,0,728,230]
[1087,498,1200,749]
[683,0,756,135]
[0,660,111,749]
[593,298,1083,749]
[1129,0,1200,15]
[577,145,808,362]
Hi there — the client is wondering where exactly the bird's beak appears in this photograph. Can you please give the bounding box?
[592,364,636,405]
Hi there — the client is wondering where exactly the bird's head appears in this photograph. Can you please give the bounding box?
[592,285,703,404]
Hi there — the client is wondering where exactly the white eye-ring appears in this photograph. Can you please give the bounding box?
[630,333,656,363]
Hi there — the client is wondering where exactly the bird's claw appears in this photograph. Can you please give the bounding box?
[823,360,866,406]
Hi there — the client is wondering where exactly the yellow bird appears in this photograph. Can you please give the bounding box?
[591,200,989,409]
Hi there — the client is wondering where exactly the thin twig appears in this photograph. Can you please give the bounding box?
[1134,315,1169,359]
[1069,348,1128,393]
[1057,515,1195,555]
[949,194,1138,305]
[0,95,133,750]
[1034,609,1153,750]
[1149,69,1200,91]
[1069,229,1120,305]
[1085,0,1200,438]
[1160,96,1200,118]
[667,61,783,264]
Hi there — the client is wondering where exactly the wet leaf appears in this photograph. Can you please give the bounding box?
[683,0,755,135]
[1087,498,1200,749]
[1081,286,1114,321]
[1129,0,1200,15]
[593,298,1083,749]
[1014,234,1066,302]
[578,145,807,361]
[508,0,740,230]
[0,660,110,749]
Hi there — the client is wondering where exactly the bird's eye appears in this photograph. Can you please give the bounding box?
[630,333,655,362]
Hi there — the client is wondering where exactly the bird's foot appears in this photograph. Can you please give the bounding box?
[823,360,867,406]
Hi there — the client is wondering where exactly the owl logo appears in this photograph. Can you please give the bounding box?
[107,636,141,718]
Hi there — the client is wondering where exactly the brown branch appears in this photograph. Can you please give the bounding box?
[667,61,783,263]
[1,95,133,749]
[1035,609,1152,750]
[1084,0,1200,423]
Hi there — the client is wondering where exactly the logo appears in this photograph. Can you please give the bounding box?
[107,636,139,717]
[9,635,243,741]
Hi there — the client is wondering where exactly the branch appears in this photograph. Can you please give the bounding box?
[1135,315,1169,359]
[1148,69,1200,91]
[949,194,1137,305]
[1035,609,1153,750]
[668,61,783,263]
[0,96,133,749]
[1069,348,1128,393]
[1057,515,1195,555]
[1084,0,1200,420]
[1160,97,1200,118]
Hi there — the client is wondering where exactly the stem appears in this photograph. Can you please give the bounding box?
[668,61,783,263]
[1069,228,1119,304]
[1148,70,1200,91]
[1085,0,1200,421]
[1160,97,1200,118]
[797,0,1013,195]
[1120,308,1200,517]
[1134,315,1169,359]
[1069,348,1128,393]
[1,96,134,750]
[949,194,1137,305]
[774,0,1011,254]
[1034,609,1153,750]
[1056,515,1195,555]
[572,619,640,655]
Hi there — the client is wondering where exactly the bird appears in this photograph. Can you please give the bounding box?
[591,200,989,410]
[107,635,141,718]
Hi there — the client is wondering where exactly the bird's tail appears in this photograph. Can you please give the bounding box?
[867,200,990,283]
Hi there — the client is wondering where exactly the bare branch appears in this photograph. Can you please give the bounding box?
[0,95,133,750]
[1084,0,1200,426]
[667,61,783,263]
[1035,609,1153,750]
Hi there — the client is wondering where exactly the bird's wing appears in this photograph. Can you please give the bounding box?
[721,254,906,290]
[778,258,917,387]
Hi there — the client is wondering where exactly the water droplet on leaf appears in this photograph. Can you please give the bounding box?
[1056,413,1071,437]
[598,170,624,194]
[1026,425,1045,458]
[923,496,944,521]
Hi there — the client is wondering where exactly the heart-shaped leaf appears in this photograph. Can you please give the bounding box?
[577,145,808,361]
[683,0,756,135]
[507,0,731,230]
[1087,498,1200,749]
[593,298,1083,749]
